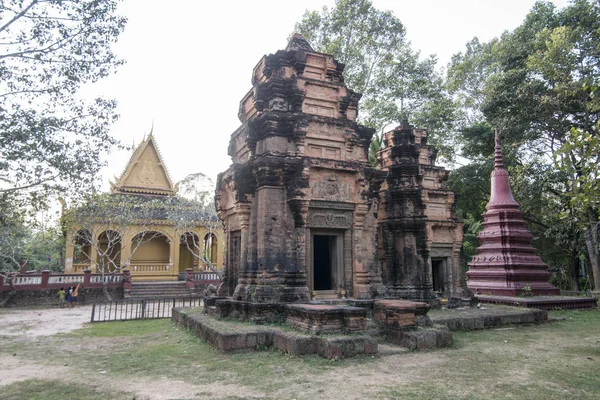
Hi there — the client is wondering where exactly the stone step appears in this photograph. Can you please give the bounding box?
[313,290,340,300]
[129,281,192,299]
[130,289,191,294]
[130,291,191,296]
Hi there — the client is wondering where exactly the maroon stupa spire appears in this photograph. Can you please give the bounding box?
[466,129,559,296]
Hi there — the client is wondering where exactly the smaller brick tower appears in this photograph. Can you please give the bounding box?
[466,130,559,296]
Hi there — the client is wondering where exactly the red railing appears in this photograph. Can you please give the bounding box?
[0,270,124,292]
[184,268,221,290]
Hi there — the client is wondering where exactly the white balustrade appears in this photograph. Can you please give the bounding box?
[48,275,84,285]
[90,275,123,284]
[193,272,220,281]
[12,276,42,285]
[130,264,169,273]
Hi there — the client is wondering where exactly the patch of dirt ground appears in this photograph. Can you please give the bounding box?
[0,305,93,337]
[0,306,267,399]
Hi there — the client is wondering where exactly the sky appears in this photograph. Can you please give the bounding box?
[85,0,570,191]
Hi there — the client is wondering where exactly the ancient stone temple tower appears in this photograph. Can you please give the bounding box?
[377,121,464,301]
[216,34,383,301]
[466,131,559,296]
[217,34,464,302]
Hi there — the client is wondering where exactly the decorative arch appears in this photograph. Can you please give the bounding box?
[130,230,170,265]
[73,229,92,265]
[179,232,200,272]
[203,232,218,265]
[97,230,122,272]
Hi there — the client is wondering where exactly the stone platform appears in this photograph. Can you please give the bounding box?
[285,304,367,334]
[172,301,563,357]
[371,300,452,349]
[429,305,548,331]
[476,295,597,310]
[173,308,377,359]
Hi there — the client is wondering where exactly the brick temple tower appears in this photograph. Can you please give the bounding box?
[466,130,559,296]
[216,34,384,302]
[216,34,465,303]
[377,120,464,301]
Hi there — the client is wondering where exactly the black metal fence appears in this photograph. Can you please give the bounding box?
[90,296,202,322]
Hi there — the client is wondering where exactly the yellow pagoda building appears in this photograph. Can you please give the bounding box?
[64,134,223,281]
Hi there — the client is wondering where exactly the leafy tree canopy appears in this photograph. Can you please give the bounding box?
[294,0,454,159]
[447,0,600,289]
[0,0,127,211]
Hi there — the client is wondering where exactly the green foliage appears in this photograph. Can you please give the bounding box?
[0,0,127,207]
[294,0,454,161]
[459,213,483,267]
[554,127,600,216]
[176,172,217,215]
[367,132,382,167]
[22,226,64,272]
[0,1,127,274]
[0,204,29,272]
[447,0,600,288]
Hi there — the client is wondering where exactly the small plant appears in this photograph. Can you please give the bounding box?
[520,285,534,297]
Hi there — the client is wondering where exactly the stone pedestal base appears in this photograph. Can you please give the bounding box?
[215,299,285,323]
[384,284,436,302]
[285,304,367,334]
[373,299,432,330]
[232,270,310,303]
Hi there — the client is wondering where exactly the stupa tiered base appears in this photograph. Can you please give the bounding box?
[467,130,559,297]
[476,294,597,310]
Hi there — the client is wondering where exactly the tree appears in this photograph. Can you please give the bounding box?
[294,0,453,160]
[447,0,600,289]
[176,172,217,215]
[555,127,600,290]
[166,202,224,279]
[0,0,127,209]
[66,194,165,300]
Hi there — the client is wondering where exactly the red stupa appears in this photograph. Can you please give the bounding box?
[466,130,559,296]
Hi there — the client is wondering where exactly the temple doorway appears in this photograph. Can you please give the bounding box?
[432,258,446,293]
[313,235,334,290]
[311,231,344,292]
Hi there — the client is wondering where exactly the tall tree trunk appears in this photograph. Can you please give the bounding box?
[585,222,600,290]
[570,233,581,291]
[102,281,112,301]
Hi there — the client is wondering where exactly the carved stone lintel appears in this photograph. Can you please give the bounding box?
[309,200,355,210]
[307,209,353,229]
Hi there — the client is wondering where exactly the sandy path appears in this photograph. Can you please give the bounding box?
[0,305,93,337]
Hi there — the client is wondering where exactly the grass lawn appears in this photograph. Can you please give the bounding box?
[1,308,599,399]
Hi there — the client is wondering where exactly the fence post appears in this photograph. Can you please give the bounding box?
[84,269,92,286]
[91,301,96,323]
[123,270,132,298]
[141,299,146,319]
[41,270,50,288]
[185,268,194,290]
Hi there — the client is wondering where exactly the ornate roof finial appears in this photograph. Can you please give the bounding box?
[286,32,314,51]
[401,113,409,125]
[494,128,504,169]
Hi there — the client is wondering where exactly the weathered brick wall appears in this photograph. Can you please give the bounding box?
[0,287,123,307]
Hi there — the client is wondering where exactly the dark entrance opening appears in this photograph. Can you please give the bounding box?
[432,259,445,293]
[313,235,335,290]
